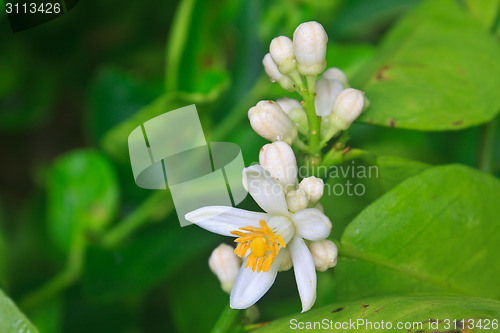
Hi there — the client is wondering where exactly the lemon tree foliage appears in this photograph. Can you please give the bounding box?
[353,0,500,130]
[255,295,500,333]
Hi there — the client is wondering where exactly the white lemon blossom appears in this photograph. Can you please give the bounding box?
[185,165,332,312]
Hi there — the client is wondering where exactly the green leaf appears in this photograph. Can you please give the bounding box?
[353,0,500,130]
[0,289,39,333]
[464,0,500,31]
[326,43,376,79]
[254,295,500,333]
[83,224,220,301]
[47,149,119,253]
[375,155,429,191]
[336,164,500,302]
[322,155,430,239]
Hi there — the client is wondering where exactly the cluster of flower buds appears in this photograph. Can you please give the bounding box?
[209,21,366,295]
[256,21,368,148]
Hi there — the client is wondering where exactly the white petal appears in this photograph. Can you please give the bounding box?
[291,208,332,241]
[185,206,267,237]
[230,251,283,309]
[315,77,343,117]
[243,165,288,215]
[289,236,317,312]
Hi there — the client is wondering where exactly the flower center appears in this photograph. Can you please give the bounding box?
[231,219,286,272]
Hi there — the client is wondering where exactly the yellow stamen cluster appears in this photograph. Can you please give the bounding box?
[231,220,286,272]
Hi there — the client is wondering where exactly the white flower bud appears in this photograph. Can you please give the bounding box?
[278,248,293,272]
[270,36,296,74]
[249,101,297,144]
[263,53,295,92]
[209,244,242,293]
[330,88,365,130]
[277,97,309,135]
[315,202,324,213]
[293,21,327,76]
[322,67,349,87]
[299,176,324,203]
[259,141,298,191]
[308,240,338,272]
[276,97,302,113]
[286,189,309,212]
[314,76,344,117]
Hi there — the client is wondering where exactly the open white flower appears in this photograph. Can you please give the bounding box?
[185,165,332,312]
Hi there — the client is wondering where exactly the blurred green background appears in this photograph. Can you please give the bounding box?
[1,0,499,332]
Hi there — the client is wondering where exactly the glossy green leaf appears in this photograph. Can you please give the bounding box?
[255,295,500,333]
[322,155,430,239]
[464,0,500,30]
[0,289,39,333]
[326,43,375,79]
[353,0,500,130]
[336,165,500,302]
[47,150,119,253]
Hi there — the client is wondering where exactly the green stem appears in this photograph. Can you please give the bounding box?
[321,148,375,169]
[302,75,321,157]
[210,303,243,333]
[478,116,498,173]
[101,190,172,248]
[20,234,85,311]
[165,0,197,91]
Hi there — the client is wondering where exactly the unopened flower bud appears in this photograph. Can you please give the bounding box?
[277,97,309,135]
[315,202,324,213]
[259,141,298,191]
[209,244,241,293]
[299,176,324,203]
[293,21,327,76]
[279,248,293,272]
[330,88,365,130]
[286,189,309,212]
[322,67,349,87]
[263,53,295,92]
[315,76,344,117]
[308,240,338,272]
[249,101,297,144]
[270,36,296,74]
